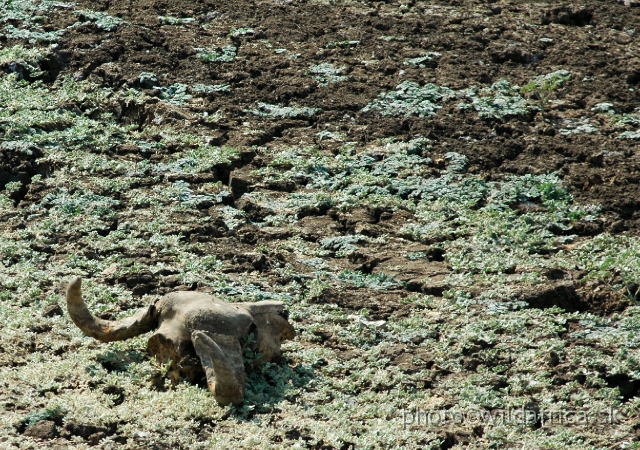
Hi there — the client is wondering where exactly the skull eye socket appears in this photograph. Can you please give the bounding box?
[277,309,289,321]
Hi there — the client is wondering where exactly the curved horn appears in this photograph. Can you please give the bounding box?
[66,276,158,342]
[192,330,245,406]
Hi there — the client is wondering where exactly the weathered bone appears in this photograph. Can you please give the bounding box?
[66,276,296,405]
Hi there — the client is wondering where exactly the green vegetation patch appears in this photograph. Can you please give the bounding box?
[155,180,217,208]
[154,145,240,175]
[191,83,230,94]
[325,40,359,48]
[457,79,529,119]
[158,16,195,25]
[252,138,432,214]
[616,114,640,126]
[0,74,133,151]
[573,234,640,285]
[0,0,71,41]
[229,27,254,37]
[0,44,49,77]
[616,114,640,140]
[4,24,64,42]
[337,270,398,290]
[403,52,440,67]
[247,102,321,119]
[521,69,571,93]
[158,83,192,105]
[559,118,599,135]
[365,71,571,120]
[363,81,455,117]
[136,72,229,99]
[74,9,126,31]
[308,62,349,86]
[320,235,365,253]
[619,130,640,140]
[408,172,590,273]
[197,45,237,63]
[591,102,615,114]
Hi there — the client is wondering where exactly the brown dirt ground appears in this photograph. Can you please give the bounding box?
[4,0,640,447]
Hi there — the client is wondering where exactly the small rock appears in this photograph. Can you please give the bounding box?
[163,274,181,287]
[24,420,58,440]
[348,314,388,330]
[88,431,106,445]
[42,304,63,318]
[173,284,194,291]
[134,431,150,440]
[102,262,118,276]
[405,279,424,292]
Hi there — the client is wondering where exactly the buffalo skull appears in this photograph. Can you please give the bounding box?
[66,277,296,405]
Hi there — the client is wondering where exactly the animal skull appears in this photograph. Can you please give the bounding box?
[66,277,296,406]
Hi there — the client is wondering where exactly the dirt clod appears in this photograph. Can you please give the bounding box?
[23,420,58,440]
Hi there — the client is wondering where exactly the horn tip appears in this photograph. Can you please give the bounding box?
[66,276,83,302]
[67,276,82,291]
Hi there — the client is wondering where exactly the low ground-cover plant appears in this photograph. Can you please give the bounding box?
[158,16,195,25]
[457,79,529,119]
[362,81,455,117]
[197,45,237,63]
[403,52,440,68]
[365,71,572,120]
[308,62,349,86]
[0,0,72,41]
[521,69,571,94]
[73,9,126,31]
[247,102,321,118]
[558,117,599,135]
[0,45,49,77]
